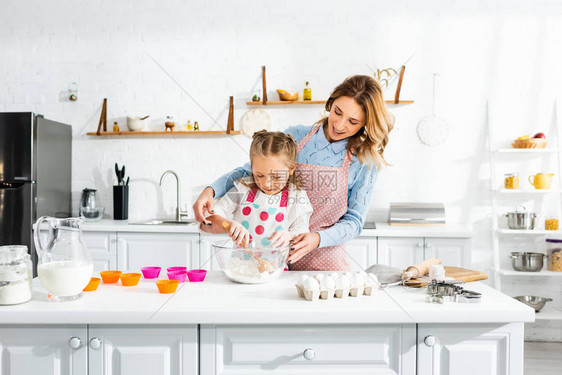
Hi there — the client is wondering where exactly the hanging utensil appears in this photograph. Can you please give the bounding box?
[417,73,450,147]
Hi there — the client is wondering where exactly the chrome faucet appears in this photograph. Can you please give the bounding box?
[159,170,189,222]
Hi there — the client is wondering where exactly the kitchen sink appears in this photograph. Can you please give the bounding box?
[129,219,199,226]
[363,222,377,229]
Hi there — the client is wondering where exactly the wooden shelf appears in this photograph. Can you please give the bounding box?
[246,100,325,105]
[246,100,414,106]
[87,130,242,136]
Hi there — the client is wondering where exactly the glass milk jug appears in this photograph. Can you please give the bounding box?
[34,216,93,302]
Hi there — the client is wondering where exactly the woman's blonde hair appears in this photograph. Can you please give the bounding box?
[242,130,302,189]
[320,75,394,168]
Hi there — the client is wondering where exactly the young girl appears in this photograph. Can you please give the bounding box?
[205,131,313,248]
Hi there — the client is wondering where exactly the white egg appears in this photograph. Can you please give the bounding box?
[297,274,309,287]
[303,277,320,291]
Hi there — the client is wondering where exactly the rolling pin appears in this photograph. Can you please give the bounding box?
[402,258,442,281]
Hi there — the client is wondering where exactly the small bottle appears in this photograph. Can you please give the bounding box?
[113,121,120,132]
[194,121,199,131]
[186,120,192,131]
[303,81,312,101]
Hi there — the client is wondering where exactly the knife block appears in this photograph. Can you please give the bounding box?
[113,185,129,220]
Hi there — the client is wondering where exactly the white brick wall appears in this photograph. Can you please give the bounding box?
[3,0,562,338]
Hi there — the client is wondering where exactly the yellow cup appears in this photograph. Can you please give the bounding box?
[528,173,555,189]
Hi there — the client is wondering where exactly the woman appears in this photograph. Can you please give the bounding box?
[194,75,394,270]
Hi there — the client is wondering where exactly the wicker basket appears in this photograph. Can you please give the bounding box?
[511,138,548,149]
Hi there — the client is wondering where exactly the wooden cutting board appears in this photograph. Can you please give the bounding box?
[405,266,488,287]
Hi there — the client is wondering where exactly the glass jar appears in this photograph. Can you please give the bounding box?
[545,216,560,231]
[546,239,562,271]
[0,245,32,305]
[504,173,519,189]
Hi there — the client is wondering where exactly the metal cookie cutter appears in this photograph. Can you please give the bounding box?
[426,280,481,304]
[455,288,482,303]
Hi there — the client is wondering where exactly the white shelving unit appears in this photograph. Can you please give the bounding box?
[488,99,562,320]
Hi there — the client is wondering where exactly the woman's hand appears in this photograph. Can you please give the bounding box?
[193,187,215,225]
[268,230,295,248]
[226,220,251,248]
[287,232,320,264]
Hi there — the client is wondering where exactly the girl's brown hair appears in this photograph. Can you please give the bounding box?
[320,75,394,168]
[243,130,302,189]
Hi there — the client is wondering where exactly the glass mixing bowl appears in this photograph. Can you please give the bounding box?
[211,240,290,284]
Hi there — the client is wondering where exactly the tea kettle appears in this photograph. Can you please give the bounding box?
[80,188,103,220]
[80,188,97,211]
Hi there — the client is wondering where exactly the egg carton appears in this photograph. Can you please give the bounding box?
[294,272,380,302]
[295,284,377,301]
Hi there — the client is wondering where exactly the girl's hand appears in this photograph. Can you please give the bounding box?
[287,232,320,264]
[268,230,295,248]
[227,221,250,248]
[193,187,215,225]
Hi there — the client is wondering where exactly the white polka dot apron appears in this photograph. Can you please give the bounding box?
[233,186,289,247]
[290,124,351,271]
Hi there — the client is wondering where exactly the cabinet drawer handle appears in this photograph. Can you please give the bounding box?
[417,242,423,248]
[303,348,315,360]
[426,243,433,248]
[424,335,437,347]
[89,337,102,349]
[68,337,81,349]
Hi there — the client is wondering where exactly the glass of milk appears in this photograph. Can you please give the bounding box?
[34,216,93,302]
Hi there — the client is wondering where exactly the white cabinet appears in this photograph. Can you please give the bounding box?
[88,325,198,375]
[200,324,417,375]
[377,237,424,270]
[417,323,524,375]
[346,236,377,271]
[0,325,88,375]
[117,232,199,271]
[424,237,471,268]
[377,237,469,270]
[83,232,117,272]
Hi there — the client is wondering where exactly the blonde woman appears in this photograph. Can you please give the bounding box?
[196,75,394,271]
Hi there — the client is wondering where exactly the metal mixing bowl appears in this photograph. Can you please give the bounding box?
[514,295,553,312]
[510,252,546,272]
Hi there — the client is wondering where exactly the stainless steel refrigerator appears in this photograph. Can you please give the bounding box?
[0,112,72,273]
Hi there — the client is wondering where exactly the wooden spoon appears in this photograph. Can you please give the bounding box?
[221,221,275,274]
[140,115,150,120]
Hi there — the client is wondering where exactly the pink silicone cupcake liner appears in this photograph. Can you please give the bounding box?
[167,266,187,273]
[141,266,161,279]
[187,269,207,282]
[167,270,187,283]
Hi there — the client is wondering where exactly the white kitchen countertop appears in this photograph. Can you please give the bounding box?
[0,272,532,325]
[80,219,472,238]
